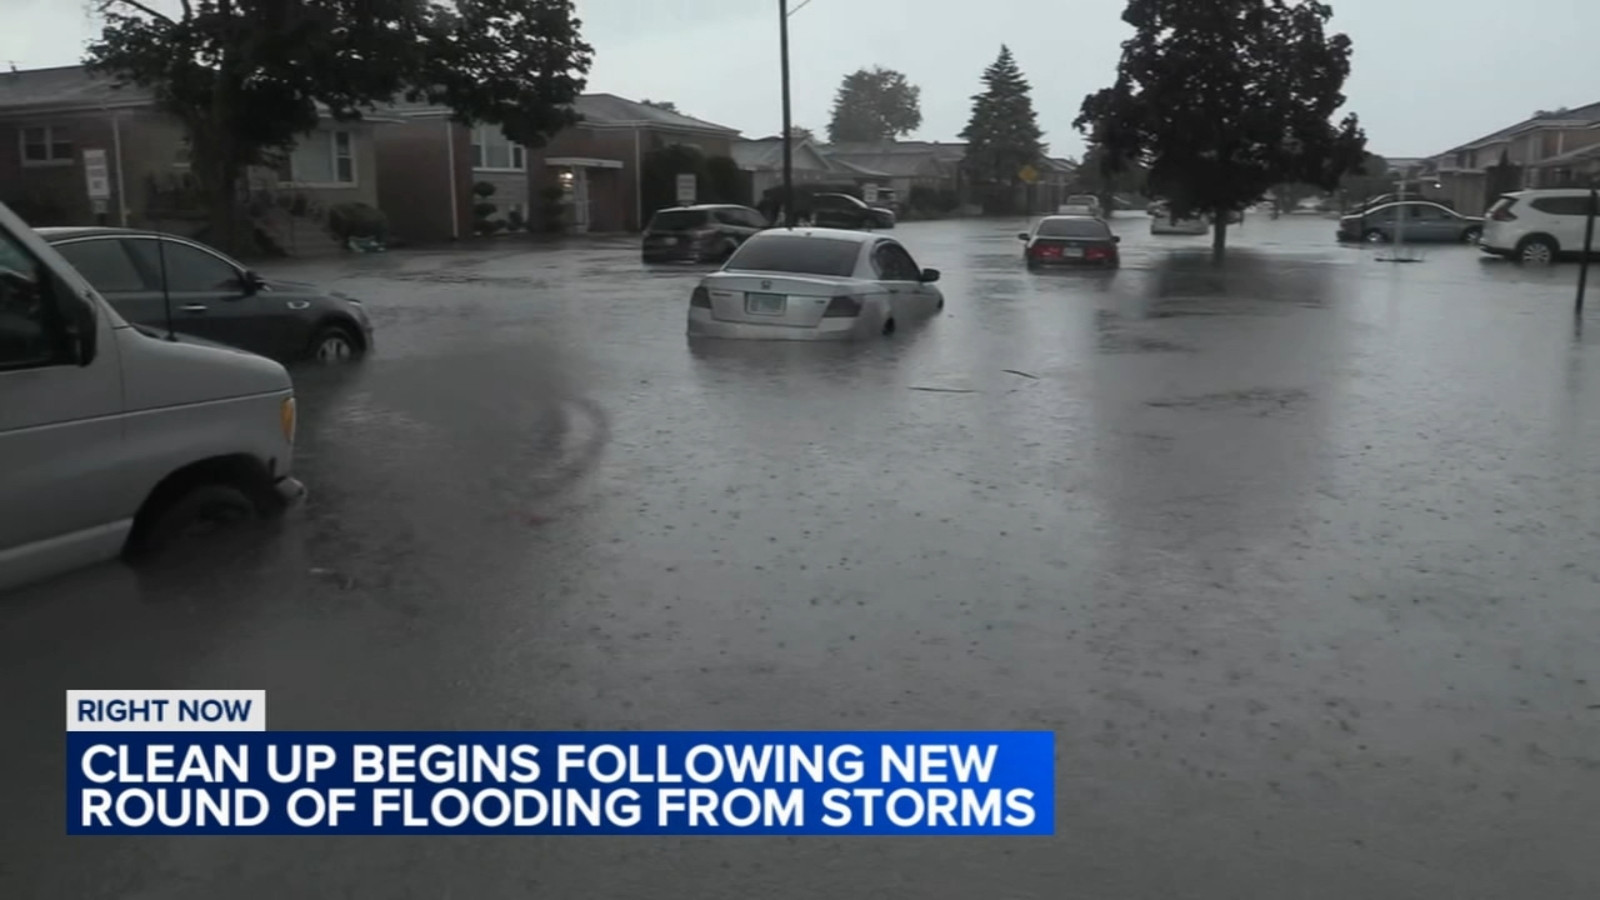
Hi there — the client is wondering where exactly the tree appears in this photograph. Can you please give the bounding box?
[1336,152,1392,204]
[640,99,679,113]
[959,46,1045,214]
[1077,140,1148,210]
[1076,0,1367,262]
[87,0,593,252]
[826,67,921,143]
[789,125,815,143]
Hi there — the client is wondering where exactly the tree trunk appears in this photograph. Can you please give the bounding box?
[1211,217,1228,265]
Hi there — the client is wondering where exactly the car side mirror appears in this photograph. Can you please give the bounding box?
[920,268,940,283]
[1112,235,1122,243]
[1017,232,1030,241]
[240,270,266,295]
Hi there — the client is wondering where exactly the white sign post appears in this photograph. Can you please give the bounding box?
[84,148,112,217]
[676,174,696,206]
[863,184,879,204]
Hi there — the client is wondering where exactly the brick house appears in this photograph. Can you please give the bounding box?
[732,136,886,204]
[1421,101,1600,213]
[0,65,389,254]
[373,94,740,240]
[817,141,968,207]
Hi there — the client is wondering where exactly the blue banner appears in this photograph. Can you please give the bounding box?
[67,731,1054,836]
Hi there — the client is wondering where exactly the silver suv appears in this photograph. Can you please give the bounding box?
[1480,188,1598,264]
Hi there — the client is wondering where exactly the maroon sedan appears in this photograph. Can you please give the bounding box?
[1019,215,1121,269]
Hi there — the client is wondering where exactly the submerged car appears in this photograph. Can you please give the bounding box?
[1150,212,1209,235]
[806,193,896,230]
[1336,201,1483,244]
[1020,216,1121,268]
[642,204,769,263]
[686,228,942,341]
[1058,194,1102,216]
[41,227,372,363]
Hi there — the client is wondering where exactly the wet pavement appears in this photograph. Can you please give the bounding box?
[5,214,1600,898]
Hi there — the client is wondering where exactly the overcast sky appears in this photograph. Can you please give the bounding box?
[8,0,1598,159]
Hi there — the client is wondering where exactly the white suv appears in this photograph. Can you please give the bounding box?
[1479,188,1598,264]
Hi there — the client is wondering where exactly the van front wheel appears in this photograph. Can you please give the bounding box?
[126,483,261,563]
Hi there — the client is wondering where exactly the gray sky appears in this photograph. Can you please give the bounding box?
[8,0,1598,160]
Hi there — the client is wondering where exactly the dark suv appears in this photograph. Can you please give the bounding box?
[642,205,770,263]
[807,193,896,230]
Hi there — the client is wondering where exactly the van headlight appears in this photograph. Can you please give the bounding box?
[280,396,297,444]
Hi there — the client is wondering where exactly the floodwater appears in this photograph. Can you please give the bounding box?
[4,214,1599,898]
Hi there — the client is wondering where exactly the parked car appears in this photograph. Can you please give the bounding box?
[41,227,372,364]
[1020,215,1121,269]
[642,204,769,264]
[1479,189,1599,265]
[1336,201,1483,245]
[805,193,896,230]
[1350,192,1454,213]
[1151,213,1209,235]
[0,203,303,592]
[686,228,942,341]
[1058,194,1102,216]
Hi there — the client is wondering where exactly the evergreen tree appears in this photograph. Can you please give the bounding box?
[1076,0,1366,262]
[959,46,1045,214]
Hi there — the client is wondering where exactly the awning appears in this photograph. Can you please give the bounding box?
[546,157,624,169]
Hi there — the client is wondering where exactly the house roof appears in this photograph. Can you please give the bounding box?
[573,93,737,134]
[0,65,153,113]
[1436,101,1600,156]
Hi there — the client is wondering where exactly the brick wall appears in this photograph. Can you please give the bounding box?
[374,117,471,243]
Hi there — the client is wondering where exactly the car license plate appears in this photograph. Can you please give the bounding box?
[746,292,786,315]
[661,236,679,246]
[1062,246,1084,258]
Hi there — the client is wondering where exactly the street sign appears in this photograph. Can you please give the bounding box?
[1018,164,1039,185]
[863,184,879,204]
[83,148,111,201]
[676,174,696,206]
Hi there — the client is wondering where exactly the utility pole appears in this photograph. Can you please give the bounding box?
[1578,181,1597,316]
[778,0,795,227]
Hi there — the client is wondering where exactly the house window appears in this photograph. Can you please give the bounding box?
[21,126,74,165]
[472,126,525,171]
[282,130,356,185]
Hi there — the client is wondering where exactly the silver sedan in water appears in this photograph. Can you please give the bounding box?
[686,228,944,341]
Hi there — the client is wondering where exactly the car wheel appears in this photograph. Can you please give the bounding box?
[1516,236,1557,265]
[1462,227,1482,245]
[126,483,260,562]
[309,323,362,363]
[881,317,896,336]
[1363,228,1388,243]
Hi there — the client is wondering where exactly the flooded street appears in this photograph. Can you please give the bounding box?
[6,214,1600,897]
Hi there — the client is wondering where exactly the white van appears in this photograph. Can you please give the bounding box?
[0,202,302,592]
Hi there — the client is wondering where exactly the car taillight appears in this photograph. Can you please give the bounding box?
[690,287,711,308]
[1490,207,1517,222]
[822,295,862,318]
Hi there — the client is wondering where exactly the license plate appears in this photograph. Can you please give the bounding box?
[1062,247,1084,258]
[746,292,786,315]
[661,236,679,246]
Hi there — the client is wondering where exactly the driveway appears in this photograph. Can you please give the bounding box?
[4,215,1599,898]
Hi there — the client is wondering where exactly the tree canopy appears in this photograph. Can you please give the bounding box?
[826,67,922,143]
[87,0,593,250]
[959,46,1045,214]
[640,99,679,113]
[1076,0,1366,261]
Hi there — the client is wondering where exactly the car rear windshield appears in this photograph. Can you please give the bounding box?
[1036,218,1110,238]
[725,235,859,277]
[1065,196,1097,205]
[648,210,709,232]
[1487,196,1519,217]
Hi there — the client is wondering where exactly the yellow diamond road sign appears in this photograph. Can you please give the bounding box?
[1018,164,1039,184]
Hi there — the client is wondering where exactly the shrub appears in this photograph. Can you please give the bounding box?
[539,185,566,233]
[473,181,497,199]
[472,201,498,221]
[506,209,526,231]
[327,202,388,242]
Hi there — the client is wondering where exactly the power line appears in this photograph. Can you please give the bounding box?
[788,0,814,16]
